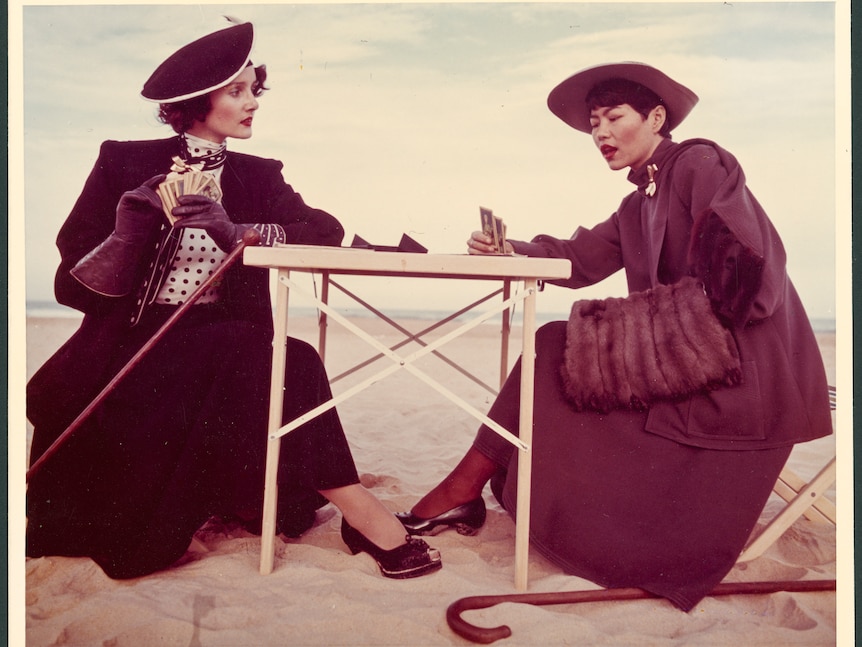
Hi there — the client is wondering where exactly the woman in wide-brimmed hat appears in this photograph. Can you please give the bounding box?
[397,62,831,609]
[26,20,441,580]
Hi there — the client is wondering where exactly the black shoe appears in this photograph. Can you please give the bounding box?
[395,497,486,536]
[340,518,442,579]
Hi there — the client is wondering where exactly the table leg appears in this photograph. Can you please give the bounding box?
[260,269,291,574]
[514,279,537,591]
[500,279,511,389]
[318,271,329,363]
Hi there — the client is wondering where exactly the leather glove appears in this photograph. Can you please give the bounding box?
[69,174,166,297]
[172,194,251,252]
[114,174,167,244]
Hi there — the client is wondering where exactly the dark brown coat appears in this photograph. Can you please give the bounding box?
[478,137,831,611]
[512,138,832,449]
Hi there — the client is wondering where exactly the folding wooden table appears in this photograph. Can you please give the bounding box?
[243,244,571,590]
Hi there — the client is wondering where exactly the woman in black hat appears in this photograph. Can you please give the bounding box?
[26,21,441,580]
[396,62,831,608]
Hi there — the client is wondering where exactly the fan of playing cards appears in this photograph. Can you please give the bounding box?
[480,207,508,254]
[157,156,223,225]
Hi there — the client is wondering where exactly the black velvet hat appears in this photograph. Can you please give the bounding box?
[141,22,255,103]
[547,62,698,134]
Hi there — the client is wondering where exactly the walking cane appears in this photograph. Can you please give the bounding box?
[26,228,262,483]
[446,578,837,644]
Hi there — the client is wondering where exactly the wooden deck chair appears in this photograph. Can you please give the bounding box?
[736,384,837,563]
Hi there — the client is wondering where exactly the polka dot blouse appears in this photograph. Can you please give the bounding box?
[154,228,227,305]
[153,133,287,306]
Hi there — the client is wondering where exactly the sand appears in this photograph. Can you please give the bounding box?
[18,313,839,646]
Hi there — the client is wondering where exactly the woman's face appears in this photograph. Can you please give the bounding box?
[589,103,665,171]
[187,66,259,144]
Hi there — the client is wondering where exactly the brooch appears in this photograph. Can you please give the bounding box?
[645,163,658,197]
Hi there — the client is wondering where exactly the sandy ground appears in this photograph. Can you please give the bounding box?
[16,312,841,646]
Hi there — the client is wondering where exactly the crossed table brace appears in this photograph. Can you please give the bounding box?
[243,244,571,590]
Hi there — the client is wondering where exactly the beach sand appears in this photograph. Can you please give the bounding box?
[19,313,838,646]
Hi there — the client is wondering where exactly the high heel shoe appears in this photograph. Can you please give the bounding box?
[340,518,442,579]
[395,497,486,536]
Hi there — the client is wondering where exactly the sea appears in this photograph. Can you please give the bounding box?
[23,301,837,333]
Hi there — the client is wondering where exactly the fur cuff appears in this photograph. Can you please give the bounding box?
[688,209,764,327]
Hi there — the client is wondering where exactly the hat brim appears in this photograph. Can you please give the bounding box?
[141,22,254,103]
[547,62,698,133]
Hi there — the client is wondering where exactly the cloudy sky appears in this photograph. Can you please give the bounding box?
[10,1,847,320]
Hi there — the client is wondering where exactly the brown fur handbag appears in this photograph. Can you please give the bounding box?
[561,276,742,412]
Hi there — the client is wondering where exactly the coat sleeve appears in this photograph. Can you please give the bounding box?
[509,208,625,289]
[53,141,145,315]
[681,144,787,327]
[243,158,344,247]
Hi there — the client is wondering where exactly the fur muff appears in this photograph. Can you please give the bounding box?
[561,276,742,412]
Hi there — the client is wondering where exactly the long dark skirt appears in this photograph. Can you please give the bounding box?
[475,322,790,611]
[26,304,358,579]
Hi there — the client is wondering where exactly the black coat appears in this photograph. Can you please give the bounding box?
[29,136,344,432]
[55,137,343,326]
[27,137,356,578]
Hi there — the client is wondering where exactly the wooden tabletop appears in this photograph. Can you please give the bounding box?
[244,245,572,282]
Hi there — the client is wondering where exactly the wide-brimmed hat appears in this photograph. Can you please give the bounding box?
[547,62,698,133]
[141,22,255,103]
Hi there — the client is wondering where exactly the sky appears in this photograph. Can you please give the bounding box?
[9,1,848,321]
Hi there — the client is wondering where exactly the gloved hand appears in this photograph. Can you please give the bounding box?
[114,174,167,244]
[172,194,251,252]
[69,174,167,297]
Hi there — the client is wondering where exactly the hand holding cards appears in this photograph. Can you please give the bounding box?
[157,156,223,225]
[480,207,508,254]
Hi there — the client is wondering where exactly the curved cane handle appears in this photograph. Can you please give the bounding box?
[446,581,836,644]
[446,588,654,644]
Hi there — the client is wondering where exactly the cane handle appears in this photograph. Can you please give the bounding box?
[446,580,836,644]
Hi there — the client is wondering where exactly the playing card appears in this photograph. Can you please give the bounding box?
[184,170,199,196]
[480,207,499,252]
[493,217,506,254]
[157,160,223,224]
[480,207,495,242]
[197,174,222,203]
[479,207,506,254]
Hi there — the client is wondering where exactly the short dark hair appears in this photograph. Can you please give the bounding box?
[585,78,672,137]
[157,64,269,134]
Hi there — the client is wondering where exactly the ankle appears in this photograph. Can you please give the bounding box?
[322,484,408,551]
[340,510,407,551]
[412,485,481,519]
